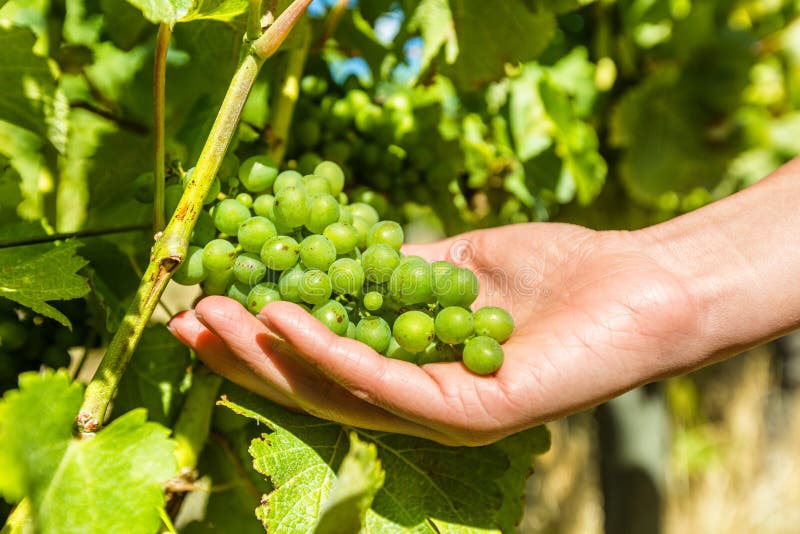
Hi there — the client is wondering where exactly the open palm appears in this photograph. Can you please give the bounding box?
[169,223,696,445]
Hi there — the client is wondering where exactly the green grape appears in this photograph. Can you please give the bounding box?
[302,174,332,196]
[273,170,304,193]
[278,264,306,303]
[362,244,400,284]
[354,104,382,133]
[260,235,300,271]
[247,282,281,314]
[213,198,251,236]
[431,260,456,291]
[349,202,379,226]
[0,320,27,351]
[133,171,154,203]
[436,267,479,308]
[328,99,353,131]
[295,119,321,148]
[434,306,474,345]
[351,217,371,249]
[296,152,323,174]
[322,141,351,164]
[172,246,207,285]
[462,336,504,375]
[473,306,514,343]
[305,194,340,234]
[233,253,267,285]
[203,269,235,296]
[388,259,434,305]
[346,89,370,109]
[392,310,435,353]
[323,222,358,254]
[346,321,357,339]
[203,239,237,273]
[218,153,240,180]
[164,183,183,216]
[383,337,417,363]
[273,186,309,229]
[366,221,404,251]
[238,216,277,253]
[417,342,457,365]
[190,210,216,246]
[239,155,278,193]
[300,75,328,97]
[299,234,337,271]
[298,269,332,305]
[338,205,354,225]
[313,161,345,196]
[311,300,349,335]
[182,168,221,205]
[355,317,391,353]
[327,258,364,295]
[363,291,383,311]
[235,192,253,207]
[252,194,275,217]
[226,281,251,306]
[351,188,389,217]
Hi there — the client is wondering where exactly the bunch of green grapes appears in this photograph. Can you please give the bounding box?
[170,157,514,375]
[0,299,86,392]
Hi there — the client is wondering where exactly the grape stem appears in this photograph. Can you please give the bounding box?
[246,0,263,42]
[153,22,171,233]
[76,0,314,434]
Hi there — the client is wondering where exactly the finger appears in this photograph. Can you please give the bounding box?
[168,309,301,409]
[194,297,456,443]
[400,242,446,262]
[259,301,512,438]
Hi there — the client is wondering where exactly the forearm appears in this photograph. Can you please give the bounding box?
[642,157,800,364]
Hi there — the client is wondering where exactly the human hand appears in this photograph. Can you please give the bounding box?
[168,223,699,445]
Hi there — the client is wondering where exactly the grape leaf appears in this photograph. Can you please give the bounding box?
[219,387,550,533]
[0,371,177,534]
[113,324,192,426]
[314,433,385,534]
[123,0,246,25]
[508,65,552,162]
[0,241,90,327]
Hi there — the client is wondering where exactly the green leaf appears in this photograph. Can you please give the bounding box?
[219,387,550,533]
[181,0,248,24]
[314,433,385,534]
[0,241,90,327]
[123,0,246,25]
[0,121,51,221]
[0,371,178,534]
[123,0,193,25]
[508,65,552,162]
[113,325,192,426]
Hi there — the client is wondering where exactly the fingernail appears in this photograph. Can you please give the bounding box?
[193,310,204,322]
[256,313,271,328]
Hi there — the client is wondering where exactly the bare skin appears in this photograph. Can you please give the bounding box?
[168,158,800,446]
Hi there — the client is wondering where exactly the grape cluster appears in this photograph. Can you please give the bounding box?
[171,157,515,374]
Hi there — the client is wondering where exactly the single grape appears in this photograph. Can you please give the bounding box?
[278,264,306,303]
[236,192,253,208]
[233,253,267,285]
[213,198,251,236]
[388,259,434,305]
[238,216,277,253]
[239,155,278,192]
[299,234,337,271]
[164,183,183,216]
[349,202,379,226]
[0,321,28,351]
[273,186,309,229]
[417,341,457,365]
[172,246,207,285]
[351,216,372,249]
[473,306,515,343]
[366,221,404,251]
[252,194,275,218]
[462,336,504,375]
[190,210,216,246]
[392,310,435,353]
[383,337,417,363]
[300,75,328,97]
[338,205,354,225]
[247,282,281,314]
[323,222,358,255]
[182,168,221,205]
[355,317,392,353]
[434,306,474,345]
[203,239,237,273]
[133,172,154,203]
[203,270,235,296]
[273,170,304,192]
[327,258,364,295]
[346,321,357,339]
[260,235,300,271]
[226,281,251,306]
[313,161,345,196]
[436,267,479,308]
[305,194,340,234]
[361,244,399,284]
[351,188,389,217]
[431,260,456,295]
[363,291,383,311]
[311,300,349,336]
[218,153,240,180]
[302,174,332,196]
[298,269,332,305]
[297,152,323,174]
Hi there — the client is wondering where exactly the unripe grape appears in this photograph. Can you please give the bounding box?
[462,336,504,375]
[260,235,300,271]
[299,234,337,271]
[473,306,515,343]
[313,161,345,196]
[355,317,392,353]
[238,216,277,254]
[233,253,267,285]
[273,186,309,229]
[323,222,358,255]
[213,198,251,236]
[239,155,278,192]
[298,269,332,305]
[392,311,435,353]
[366,221,404,251]
[247,282,281,314]
[311,300,349,335]
[434,306,474,345]
[172,246,207,285]
[362,244,400,284]
[273,170,304,193]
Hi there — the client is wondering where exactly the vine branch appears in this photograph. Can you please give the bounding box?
[76,0,314,434]
[153,23,172,233]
